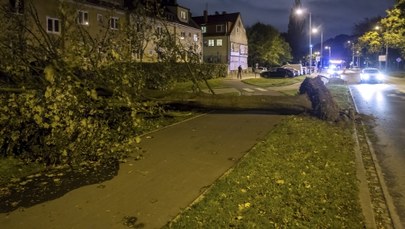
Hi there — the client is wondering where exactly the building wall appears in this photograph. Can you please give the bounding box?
[0,0,202,63]
[229,15,248,71]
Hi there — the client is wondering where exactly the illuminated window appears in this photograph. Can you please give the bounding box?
[78,10,89,25]
[180,11,187,20]
[193,34,198,42]
[201,26,206,33]
[208,39,215,46]
[46,17,60,34]
[216,39,222,47]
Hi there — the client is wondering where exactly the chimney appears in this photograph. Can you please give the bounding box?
[222,11,226,15]
[203,10,208,23]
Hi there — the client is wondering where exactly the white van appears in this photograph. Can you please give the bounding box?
[282,64,304,75]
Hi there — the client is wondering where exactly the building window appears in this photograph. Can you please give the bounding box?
[180,31,186,39]
[216,24,224,32]
[208,39,215,47]
[193,34,198,42]
[109,17,119,30]
[201,26,206,33]
[46,17,60,34]
[216,39,223,47]
[78,10,89,25]
[97,14,104,25]
[156,26,163,36]
[11,0,24,14]
[180,11,187,20]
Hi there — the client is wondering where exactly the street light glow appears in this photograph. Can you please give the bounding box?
[295,8,304,15]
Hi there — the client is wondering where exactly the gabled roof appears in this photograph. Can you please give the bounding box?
[163,6,200,29]
[192,12,241,35]
[193,12,240,25]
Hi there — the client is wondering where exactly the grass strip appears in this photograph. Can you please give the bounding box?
[167,116,364,228]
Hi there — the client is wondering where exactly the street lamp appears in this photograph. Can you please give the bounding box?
[347,41,355,68]
[312,27,323,69]
[296,8,312,74]
[374,26,388,70]
[325,46,331,65]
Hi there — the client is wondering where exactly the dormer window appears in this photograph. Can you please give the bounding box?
[201,26,206,33]
[180,11,187,20]
[216,24,224,33]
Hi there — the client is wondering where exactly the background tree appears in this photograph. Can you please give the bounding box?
[285,0,305,62]
[247,22,292,67]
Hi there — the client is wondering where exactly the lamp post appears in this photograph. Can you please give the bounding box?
[296,9,312,74]
[325,46,331,65]
[347,41,355,68]
[312,27,323,69]
[375,26,388,70]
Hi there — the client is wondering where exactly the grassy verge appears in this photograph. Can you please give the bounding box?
[327,84,352,110]
[166,116,363,228]
[166,83,365,228]
[242,76,306,87]
[172,78,229,92]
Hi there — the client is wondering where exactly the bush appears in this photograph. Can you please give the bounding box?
[141,63,227,90]
[0,64,144,166]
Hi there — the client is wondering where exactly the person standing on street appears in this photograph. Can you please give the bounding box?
[237,65,242,79]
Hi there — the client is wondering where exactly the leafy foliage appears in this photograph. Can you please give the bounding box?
[358,2,405,58]
[0,64,144,165]
[247,22,292,67]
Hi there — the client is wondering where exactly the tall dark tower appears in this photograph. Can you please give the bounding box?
[286,0,306,62]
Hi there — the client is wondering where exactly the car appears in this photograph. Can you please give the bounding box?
[360,68,384,83]
[282,67,299,76]
[256,67,267,73]
[326,65,343,78]
[260,67,295,78]
[282,64,304,75]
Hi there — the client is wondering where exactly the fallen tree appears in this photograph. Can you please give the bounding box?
[299,76,342,122]
[152,75,351,121]
[163,94,312,115]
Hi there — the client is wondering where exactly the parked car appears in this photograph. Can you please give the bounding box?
[256,67,267,73]
[282,64,304,75]
[360,68,385,83]
[282,67,299,76]
[260,67,295,78]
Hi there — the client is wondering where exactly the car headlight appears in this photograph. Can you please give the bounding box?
[377,73,384,80]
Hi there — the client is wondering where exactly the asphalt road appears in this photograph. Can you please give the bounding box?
[347,72,405,228]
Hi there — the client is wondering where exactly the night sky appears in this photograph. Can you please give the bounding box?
[178,0,395,40]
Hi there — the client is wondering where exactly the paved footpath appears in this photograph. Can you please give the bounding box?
[1,112,284,229]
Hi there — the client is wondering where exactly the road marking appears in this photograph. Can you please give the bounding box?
[242,88,255,92]
[388,93,405,100]
[255,87,267,92]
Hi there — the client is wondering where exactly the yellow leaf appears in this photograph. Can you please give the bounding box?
[276,179,285,185]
